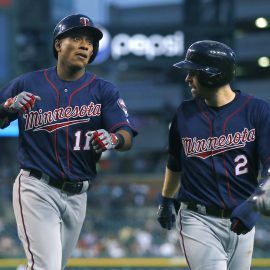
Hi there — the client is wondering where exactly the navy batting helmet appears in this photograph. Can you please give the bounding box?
[53,14,103,64]
[174,40,236,88]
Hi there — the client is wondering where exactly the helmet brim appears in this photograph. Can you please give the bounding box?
[173,60,204,71]
[57,25,103,41]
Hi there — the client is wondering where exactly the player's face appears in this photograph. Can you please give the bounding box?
[185,71,201,98]
[185,71,212,99]
[56,30,94,69]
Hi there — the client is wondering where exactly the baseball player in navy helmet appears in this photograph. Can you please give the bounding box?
[0,14,137,269]
[157,40,270,270]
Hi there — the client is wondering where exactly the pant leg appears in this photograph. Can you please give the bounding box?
[228,228,255,270]
[13,172,63,270]
[60,193,87,270]
[177,209,228,270]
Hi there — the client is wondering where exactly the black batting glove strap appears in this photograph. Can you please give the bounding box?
[114,133,125,149]
[157,196,176,230]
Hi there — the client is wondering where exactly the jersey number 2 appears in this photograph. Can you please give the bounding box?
[73,130,92,150]
[234,154,248,176]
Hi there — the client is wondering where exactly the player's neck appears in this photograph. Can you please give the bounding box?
[56,65,86,81]
[204,85,236,107]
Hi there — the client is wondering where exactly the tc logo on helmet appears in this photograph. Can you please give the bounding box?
[80,17,90,26]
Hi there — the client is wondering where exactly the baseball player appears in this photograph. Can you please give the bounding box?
[0,14,137,270]
[157,40,270,270]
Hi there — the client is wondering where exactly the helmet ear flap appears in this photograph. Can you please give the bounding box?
[198,71,223,88]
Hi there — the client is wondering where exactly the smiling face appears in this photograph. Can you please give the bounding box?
[55,28,94,71]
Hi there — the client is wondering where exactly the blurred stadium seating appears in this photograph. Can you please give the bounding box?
[0,0,269,269]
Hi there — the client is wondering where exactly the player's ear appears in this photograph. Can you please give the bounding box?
[54,39,62,53]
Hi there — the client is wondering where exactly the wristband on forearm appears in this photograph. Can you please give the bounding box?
[0,103,13,117]
[115,133,125,149]
[160,195,174,205]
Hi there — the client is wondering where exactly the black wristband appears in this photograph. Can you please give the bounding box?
[115,133,125,149]
[0,103,11,118]
[160,195,174,206]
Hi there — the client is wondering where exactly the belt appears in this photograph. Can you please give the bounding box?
[28,169,91,195]
[182,202,232,219]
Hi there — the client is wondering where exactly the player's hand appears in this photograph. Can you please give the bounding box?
[252,178,270,216]
[230,218,249,235]
[4,91,41,113]
[230,199,260,235]
[88,129,119,153]
[157,196,176,230]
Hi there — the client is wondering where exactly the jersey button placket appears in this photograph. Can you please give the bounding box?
[212,116,221,135]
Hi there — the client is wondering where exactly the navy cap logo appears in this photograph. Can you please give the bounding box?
[80,17,90,26]
[58,24,65,32]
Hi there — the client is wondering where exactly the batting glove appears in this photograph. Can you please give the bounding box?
[157,196,176,230]
[4,91,41,113]
[252,178,270,216]
[88,129,119,153]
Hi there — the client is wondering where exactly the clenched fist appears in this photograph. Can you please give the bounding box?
[4,91,41,113]
[157,196,176,230]
[87,129,119,153]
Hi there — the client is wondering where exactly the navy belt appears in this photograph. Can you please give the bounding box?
[28,169,91,195]
[183,202,232,219]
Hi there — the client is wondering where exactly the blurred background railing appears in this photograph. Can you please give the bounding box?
[0,0,269,269]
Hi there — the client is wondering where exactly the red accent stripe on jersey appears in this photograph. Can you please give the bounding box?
[222,96,252,205]
[197,100,226,208]
[179,210,192,270]
[223,96,252,132]
[196,99,213,135]
[34,118,90,132]
[44,69,65,178]
[66,74,97,178]
[18,175,35,270]
[223,157,237,205]
[188,144,244,159]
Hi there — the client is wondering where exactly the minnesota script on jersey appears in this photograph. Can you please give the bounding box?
[169,90,270,209]
[0,67,137,181]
